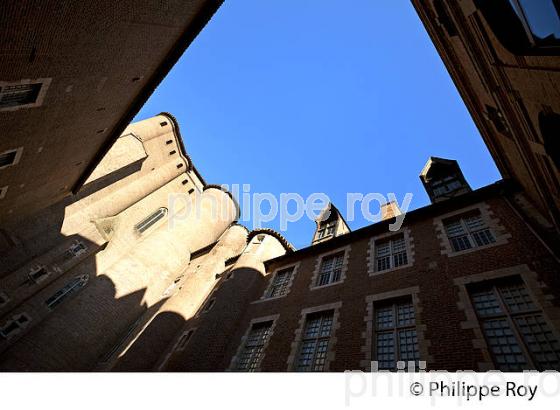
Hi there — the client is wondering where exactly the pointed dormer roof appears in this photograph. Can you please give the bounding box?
[420,157,471,203]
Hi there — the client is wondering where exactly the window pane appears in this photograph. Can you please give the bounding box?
[304,316,322,339]
[376,241,391,257]
[319,315,334,337]
[312,339,330,371]
[515,314,560,370]
[445,220,466,237]
[376,306,394,330]
[398,328,420,363]
[296,340,316,371]
[517,0,560,45]
[472,229,495,246]
[499,282,536,313]
[470,289,503,316]
[465,214,485,231]
[376,332,395,370]
[397,301,416,326]
[481,318,528,371]
[450,235,472,252]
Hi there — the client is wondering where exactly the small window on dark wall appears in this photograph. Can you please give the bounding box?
[0,79,50,111]
[476,0,560,55]
[0,147,23,170]
[540,111,560,169]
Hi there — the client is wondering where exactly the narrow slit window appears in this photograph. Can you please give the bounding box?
[177,330,195,351]
[135,208,168,234]
[202,298,215,313]
[45,275,89,310]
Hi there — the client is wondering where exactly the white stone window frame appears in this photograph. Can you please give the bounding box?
[309,245,351,290]
[433,202,510,257]
[255,262,300,302]
[0,78,51,112]
[287,302,342,371]
[361,287,431,371]
[367,227,415,276]
[0,147,24,171]
[454,264,560,371]
[228,314,279,371]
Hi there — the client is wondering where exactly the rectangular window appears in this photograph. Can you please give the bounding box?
[0,314,30,340]
[296,310,334,372]
[317,221,336,239]
[374,298,420,370]
[468,277,560,371]
[0,83,42,109]
[236,321,273,371]
[0,150,17,168]
[266,267,294,298]
[135,207,168,234]
[29,266,50,284]
[64,241,87,260]
[316,252,344,286]
[513,0,560,48]
[375,235,408,272]
[444,212,495,252]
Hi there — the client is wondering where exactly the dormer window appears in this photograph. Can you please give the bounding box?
[431,174,463,197]
[312,203,350,244]
[420,157,471,203]
[317,221,336,239]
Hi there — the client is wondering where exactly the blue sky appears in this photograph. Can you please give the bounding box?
[134,0,501,249]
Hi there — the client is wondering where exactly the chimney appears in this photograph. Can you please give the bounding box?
[380,201,401,221]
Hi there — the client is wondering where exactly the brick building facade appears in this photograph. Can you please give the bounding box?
[160,171,560,372]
